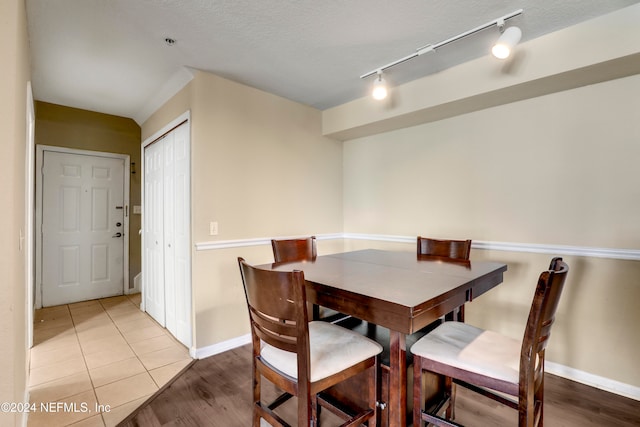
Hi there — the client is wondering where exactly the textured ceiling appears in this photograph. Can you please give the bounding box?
[26,0,640,123]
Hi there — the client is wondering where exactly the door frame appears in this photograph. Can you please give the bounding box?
[26,82,35,348]
[35,145,130,308]
[141,110,192,350]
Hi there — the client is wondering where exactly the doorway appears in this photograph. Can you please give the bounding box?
[141,112,192,349]
[35,146,130,308]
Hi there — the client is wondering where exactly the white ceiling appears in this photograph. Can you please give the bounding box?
[26,0,640,124]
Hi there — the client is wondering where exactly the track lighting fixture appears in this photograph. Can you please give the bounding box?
[492,26,522,59]
[372,71,388,100]
[362,9,523,100]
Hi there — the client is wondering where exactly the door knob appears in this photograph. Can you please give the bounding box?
[112,232,123,238]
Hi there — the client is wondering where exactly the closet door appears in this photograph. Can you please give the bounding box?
[143,121,191,348]
[163,132,176,335]
[170,123,191,345]
[144,140,165,325]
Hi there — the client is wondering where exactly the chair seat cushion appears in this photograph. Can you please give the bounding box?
[410,321,521,385]
[261,321,383,382]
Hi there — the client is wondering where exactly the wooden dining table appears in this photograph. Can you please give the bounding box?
[261,249,507,426]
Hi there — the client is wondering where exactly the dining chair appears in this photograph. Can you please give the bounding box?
[417,236,472,262]
[238,257,382,427]
[271,236,318,264]
[411,257,569,427]
[271,236,349,324]
[417,236,472,321]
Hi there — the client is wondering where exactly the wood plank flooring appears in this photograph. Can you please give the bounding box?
[119,344,640,427]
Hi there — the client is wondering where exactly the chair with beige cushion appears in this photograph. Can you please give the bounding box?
[271,236,350,324]
[411,257,569,427]
[238,257,382,427]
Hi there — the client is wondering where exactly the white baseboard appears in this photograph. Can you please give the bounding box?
[126,272,142,295]
[194,334,251,359]
[546,361,640,401]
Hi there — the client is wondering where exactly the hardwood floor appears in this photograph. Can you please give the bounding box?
[119,344,640,427]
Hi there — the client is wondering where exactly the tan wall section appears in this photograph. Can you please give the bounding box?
[0,0,30,423]
[342,75,640,387]
[142,70,343,350]
[34,102,142,286]
[344,75,640,248]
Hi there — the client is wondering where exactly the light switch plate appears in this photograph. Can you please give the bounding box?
[209,221,218,236]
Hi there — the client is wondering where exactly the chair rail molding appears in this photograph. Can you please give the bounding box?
[195,233,343,251]
[195,233,640,261]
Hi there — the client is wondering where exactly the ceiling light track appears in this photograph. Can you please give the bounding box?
[360,9,523,80]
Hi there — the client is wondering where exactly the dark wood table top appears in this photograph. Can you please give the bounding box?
[264,249,507,334]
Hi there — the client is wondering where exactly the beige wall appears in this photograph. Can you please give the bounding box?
[343,75,640,247]
[142,70,343,349]
[34,102,142,286]
[0,0,30,424]
[340,72,640,388]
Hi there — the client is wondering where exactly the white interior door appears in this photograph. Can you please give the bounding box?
[42,151,125,306]
[143,118,191,348]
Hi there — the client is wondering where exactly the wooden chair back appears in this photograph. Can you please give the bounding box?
[271,236,317,263]
[417,236,472,321]
[417,236,472,261]
[518,257,568,426]
[238,256,309,359]
[271,236,350,323]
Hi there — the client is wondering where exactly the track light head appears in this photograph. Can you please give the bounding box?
[372,71,388,100]
[492,26,522,59]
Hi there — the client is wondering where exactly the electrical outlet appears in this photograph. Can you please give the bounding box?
[209,221,218,236]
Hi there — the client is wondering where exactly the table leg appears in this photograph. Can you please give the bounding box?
[388,330,407,427]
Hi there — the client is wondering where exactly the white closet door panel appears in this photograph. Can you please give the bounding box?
[172,123,191,346]
[163,132,177,336]
[143,141,165,325]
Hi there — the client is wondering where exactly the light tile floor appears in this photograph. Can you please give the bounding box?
[28,294,192,427]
